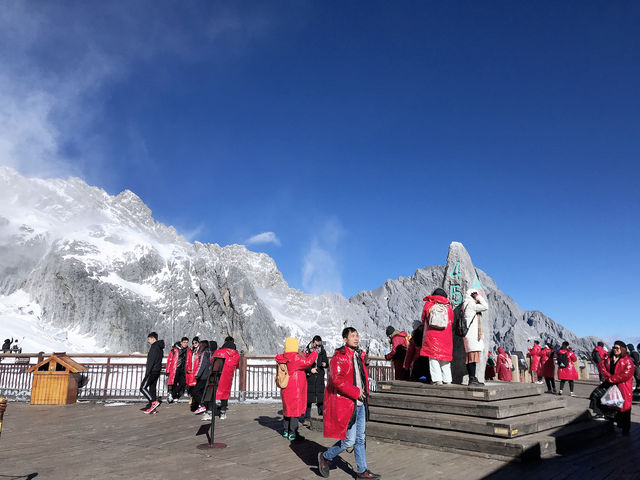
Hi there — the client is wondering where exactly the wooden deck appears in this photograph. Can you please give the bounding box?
[0,382,638,480]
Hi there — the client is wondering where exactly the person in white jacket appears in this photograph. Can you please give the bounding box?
[463,288,489,386]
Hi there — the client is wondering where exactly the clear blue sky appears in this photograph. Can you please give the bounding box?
[1,2,639,340]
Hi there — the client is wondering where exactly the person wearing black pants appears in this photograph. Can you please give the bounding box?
[140,332,165,414]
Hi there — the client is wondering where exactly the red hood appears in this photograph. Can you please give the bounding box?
[498,347,505,354]
[423,294,450,304]
[275,352,299,364]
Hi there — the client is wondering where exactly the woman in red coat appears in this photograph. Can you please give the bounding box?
[419,288,454,385]
[527,341,542,383]
[275,337,318,440]
[539,345,557,393]
[556,341,578,396]
[212,336,240,419]
[590,340,634,435]
[495,347,513,382]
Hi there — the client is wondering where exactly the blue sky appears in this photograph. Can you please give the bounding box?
[1,2,639,340]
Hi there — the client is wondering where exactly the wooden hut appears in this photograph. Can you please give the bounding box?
[26,353,87,405]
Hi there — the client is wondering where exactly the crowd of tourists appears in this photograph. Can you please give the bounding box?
[139,332,239,420]
[1,338,22,353]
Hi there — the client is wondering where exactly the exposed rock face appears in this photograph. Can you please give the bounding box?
[0,167,601,360]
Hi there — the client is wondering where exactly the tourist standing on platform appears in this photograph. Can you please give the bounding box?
[212,337,240,420]
[527,340,543,383]
[556,342,577,396]
[303,335,328,426]
[192,340,213,414]
[404,321,428,381]
[275,337,318,439]
[384,326,409,380]
[140,332,165,414]
[166,337,189,403]
[539,344,556,393]
[318,327,380,479]
[592,341,609,382]
[495,347,513,382]
[462,289,488,386]
[185,336,199,398]
[420,288,454,385]
[485,352,496,381]
[590,340,634,435]
[626,344,640,392]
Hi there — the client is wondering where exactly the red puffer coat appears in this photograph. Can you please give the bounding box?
[527,344,542,372]
[166,346,179,385]
[601,355,635,412]
[324,346,369,440]
[212,348,240,400]
[419,295,454,361]
[385,331,408,380]
[539,348,555,378]
[185,348,197,386]
[275,350,318,417]
[557,349,578,380]
[496,347,513,382]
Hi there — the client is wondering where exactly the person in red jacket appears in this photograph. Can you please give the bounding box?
[591,342,609,382]
[275,337,318,440]
[384,326,408,380]
[556,341,578,396]
[495,347,513,382]
[539,344,557,393]
[166,337,189,403]
[186,336,199,389]
[590,340,634,435]
[527,340,542,384]
[404,321,428,381]
[211,336,240,420]
[318,327,380,480]
[419,288,454,385]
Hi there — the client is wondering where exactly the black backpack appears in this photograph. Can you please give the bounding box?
[631,351,640,366]
[453,305,476,337]
[557,352,569,369]
[591,349,602,364]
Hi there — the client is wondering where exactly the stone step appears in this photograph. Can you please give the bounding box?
[369,391,567,419]
[375,380,545,401]
[369,405,591,438]
[366,417,613,461]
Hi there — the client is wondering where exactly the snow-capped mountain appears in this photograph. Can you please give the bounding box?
[0,167,600,358]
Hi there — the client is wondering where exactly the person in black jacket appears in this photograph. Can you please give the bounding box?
[191,340,214,414]
[628,343,640,392]
[302,335,329,427]
[140,332,165,414]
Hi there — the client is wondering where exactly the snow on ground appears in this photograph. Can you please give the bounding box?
[0,290,106,354]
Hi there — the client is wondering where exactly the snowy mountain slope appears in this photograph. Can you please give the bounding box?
[0,167,600,356]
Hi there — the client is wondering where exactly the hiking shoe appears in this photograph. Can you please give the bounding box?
[143,400,160,414]
[194,405,206,414]
[318,451,330,478]
[219,410,227,420]
[356,470,381,479]
[469,377,484,386]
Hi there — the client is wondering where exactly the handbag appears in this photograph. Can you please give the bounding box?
[600,384,624,409]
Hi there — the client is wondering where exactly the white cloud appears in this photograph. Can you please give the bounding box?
[301,218,345,295]
[245,231,281,247]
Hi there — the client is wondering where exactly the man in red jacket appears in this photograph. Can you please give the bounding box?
[318,327,380,479]
[384,326,408,380]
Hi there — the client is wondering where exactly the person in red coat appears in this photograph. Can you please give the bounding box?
[318,327,380,480]
[590,340,634,435]
[419,288,454,385]
[592,342,609,382]
[539,344,557,393]
[185,336,199,388]
[527,340,542,383]
[384,326,408,380]
[211,336,240,419]
[556,341,578,396]
[496,347,513,382]
[166,337,189,403]
[275,337,318,440]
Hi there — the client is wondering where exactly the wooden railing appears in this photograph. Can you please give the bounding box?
[0,353,394,401]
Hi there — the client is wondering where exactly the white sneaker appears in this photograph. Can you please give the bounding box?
[202,413,212,421]
[219,411,227,420]
[167,393,174,404]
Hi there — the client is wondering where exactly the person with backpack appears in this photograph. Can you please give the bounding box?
[275,337,318,440]
[302,335,328,427]
[384,326,409,380]
[527,340,543,384]
[627,343,640,392]
[461,289,488,386]
[211,337,240,420]
[496,347,513,382]
[419,288,454,385]
[589,341,634,435]
[318,327,380,479]
[592,342,608,382]
[556,341,578,396]
[539,344,556,393]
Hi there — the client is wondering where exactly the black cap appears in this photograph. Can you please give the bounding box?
[432,287,448,298]
[386,326,395,336]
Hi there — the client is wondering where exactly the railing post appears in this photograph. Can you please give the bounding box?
[239,353,247,402]
[103,357,111,400]
[37,352,44,364]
